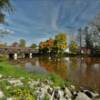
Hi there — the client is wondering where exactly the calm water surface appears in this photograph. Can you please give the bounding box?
[13,57,100,92]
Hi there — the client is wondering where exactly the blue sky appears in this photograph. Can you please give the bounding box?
[0,0,100,46]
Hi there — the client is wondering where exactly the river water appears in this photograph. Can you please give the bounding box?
[13,57,100,92]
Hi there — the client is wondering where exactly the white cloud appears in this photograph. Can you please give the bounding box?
[0,28,15,35]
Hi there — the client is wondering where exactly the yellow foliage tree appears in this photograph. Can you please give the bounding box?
[54,32,67,49]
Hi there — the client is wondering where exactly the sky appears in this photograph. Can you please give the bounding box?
[0,0,100,46]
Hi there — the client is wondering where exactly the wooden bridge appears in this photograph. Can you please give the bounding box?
[0,47,39,60]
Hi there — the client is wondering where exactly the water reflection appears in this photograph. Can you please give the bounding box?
[12,57,100,92]
[38,57,68,79]
[25,62,47,73]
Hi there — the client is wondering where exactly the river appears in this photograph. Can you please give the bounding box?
[12,57,100,93]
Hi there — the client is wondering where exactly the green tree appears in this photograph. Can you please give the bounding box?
[30,43,37,49]
[69,40,78,54]
[0,0,13,23]
[0,42,7,48]
[19,39,26,48]
[84,27,93,48]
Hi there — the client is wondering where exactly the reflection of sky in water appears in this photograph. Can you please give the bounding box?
[25,62,48,73]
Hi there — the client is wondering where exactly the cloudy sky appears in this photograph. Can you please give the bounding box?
[0,0,100,45]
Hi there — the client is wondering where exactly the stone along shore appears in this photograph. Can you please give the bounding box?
[0,74,100,100]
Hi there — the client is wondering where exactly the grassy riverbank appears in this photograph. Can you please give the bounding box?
[0,57,100,99]
[0,57,71,86]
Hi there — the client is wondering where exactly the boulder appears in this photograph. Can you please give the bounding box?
[0,90,4,98]
[75,92,92,100]
[82,90,99,98]
[64,87,72,98]
[8,79,23,86]
[0,74,2,78]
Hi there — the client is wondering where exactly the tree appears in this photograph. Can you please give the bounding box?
[89,14,100,47]
[19,39,26,48]
[78,28,82,54]
[39,33,67,56]
[0,42,7,48]
[90,13,100,32]
[46,38,54,48]
[69,40,78,54]
[53,33,67,57]
[30,43,37,49]
[0,0,13,23]
[77,27,93,48]
[54,33,67,50]
[84,27,93,48]
[39,41,47,49]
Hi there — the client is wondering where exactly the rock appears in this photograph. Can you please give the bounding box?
[36,87,47,100]
[0,74,2,78]
[7,97,13,100]
[75,92,92,100]
[82,90,93,98]
[95,98,100,100]
[43,79,53,85]
[8,79,23,86]
[28,80,40,88]
[70,85,76,90]
[58,89,66,100]
[19,77,24,80]
[54,89,60,99]
[82,90,99,98]
[91,92,99,98]
[72,91,78,99]
[47,87,53,95]
[64,87,72,98]
[0,90,4,98]
[50,91,55,100]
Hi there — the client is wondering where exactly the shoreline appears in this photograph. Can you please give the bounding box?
[0,74,100,100]
[0,57,100,99]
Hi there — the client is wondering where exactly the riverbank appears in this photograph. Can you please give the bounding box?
[0,57,66,83]
[0,74,100,100]
[0,57,100,99]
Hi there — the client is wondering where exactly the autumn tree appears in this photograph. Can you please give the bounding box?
[39,41,47,49]
[39,41,48,54]
[39,33,67,56]
[19,39,26,48]
[54,33,67,52]
[46,38,54,48]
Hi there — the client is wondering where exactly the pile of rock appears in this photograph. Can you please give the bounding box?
[0,74,100,100]
[29,79,100,100]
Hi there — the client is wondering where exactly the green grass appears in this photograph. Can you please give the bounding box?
[0,57,74,99]
[0,58,30,78]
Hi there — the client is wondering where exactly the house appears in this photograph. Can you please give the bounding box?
[81,47,91,54]
[10,42,19,48]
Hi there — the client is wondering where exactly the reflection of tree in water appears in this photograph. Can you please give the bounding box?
[38,57,68,79]
[70,57,78,70]
[68,57,79,84]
